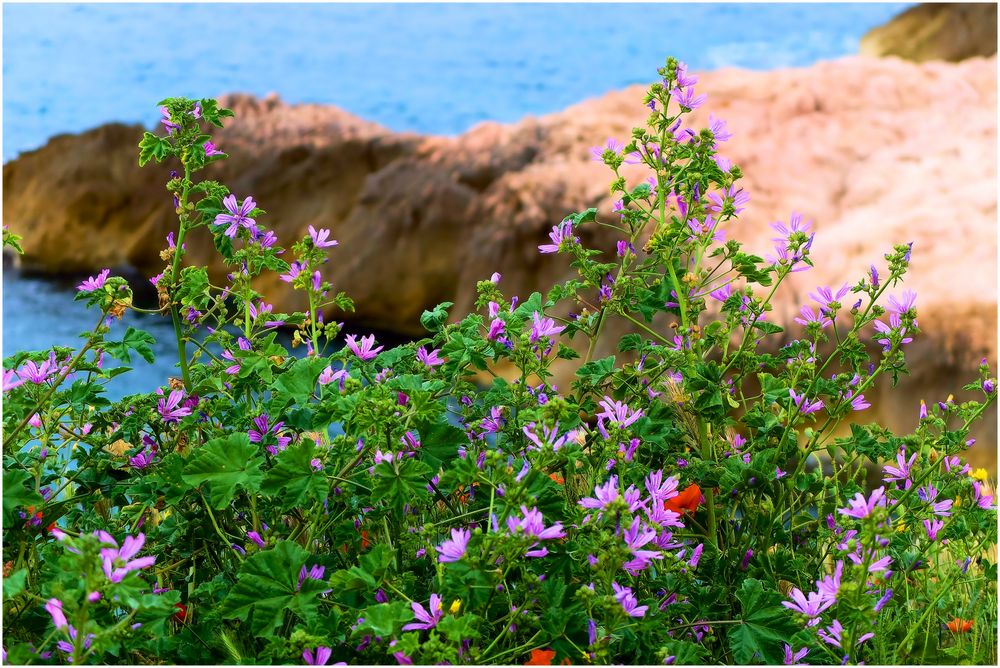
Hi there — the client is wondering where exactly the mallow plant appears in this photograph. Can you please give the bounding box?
[2,58,996,666]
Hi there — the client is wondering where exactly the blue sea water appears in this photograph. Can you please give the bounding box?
[2,2,910,393]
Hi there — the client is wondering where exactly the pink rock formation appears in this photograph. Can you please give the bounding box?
[3,56,996,467]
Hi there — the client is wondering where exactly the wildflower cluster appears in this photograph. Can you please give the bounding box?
[2,59,995,666]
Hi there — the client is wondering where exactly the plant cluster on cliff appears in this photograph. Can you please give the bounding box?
[2,58,996,666]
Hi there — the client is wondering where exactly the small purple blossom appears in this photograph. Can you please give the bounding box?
[402,594,443,631]
[538,219,576,254]
[345,334,383,361]
[437,528,471,563]
[417,347,445,367]
[157,389,192,423]
[77,269,110,293]
[214,194,258,239]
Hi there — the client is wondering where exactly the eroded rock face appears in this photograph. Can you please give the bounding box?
[860,3,997,63]
[3,56,996,468]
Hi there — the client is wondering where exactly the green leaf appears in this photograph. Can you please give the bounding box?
[727,578,800,664]
[220,541,326,635]
[105,327,157,365]
[3,469,42,524]
[371,458,432,518]
[138,132,171,166]
[420,302,453,333]
[261,440,328,510]
[573,355,616,390]
[182,433,264,508]
[357,602,411,637]
[3,569,28,600]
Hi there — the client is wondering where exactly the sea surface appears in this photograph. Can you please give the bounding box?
[3,2,910,393]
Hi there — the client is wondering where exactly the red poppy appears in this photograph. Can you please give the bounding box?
[173,602,188,623]
[525,649,572,665]
[947,618,973,633]
[665,483,703,514]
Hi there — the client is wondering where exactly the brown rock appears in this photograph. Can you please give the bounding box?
[860,3,997,62]
[3,56,996,469]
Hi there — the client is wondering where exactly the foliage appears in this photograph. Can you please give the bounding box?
[2,62,997,666]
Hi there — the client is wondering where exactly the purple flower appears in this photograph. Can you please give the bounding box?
[816,560,844,603]
[77,269,110,293]
[918,484,953,516]
[972,480,995,509]
[99,532,156,583]
[874,589,893,612]
[303,647,333,665]
[538,219,576,254]
[782,587,833,621]
[706,185,749,215]
[883,449,917,489]
[838,487,886,520]
[671,86,706,110]
[847,392,870,412]
[808,284,850,310]
[596,396,643,438]
[279,260,306,283]
[708,114,733,143]
[590,137,624,162]
[417,347,445,367]
[159,106,180,134]
[308,225,339,248]
[46,598,68,629]
[530,311,566,343]
[794,304,832,329]
[130,448,156,469]
[204,141,222,157]
[789,388,824,415]
[402,594,443,631]
[157,389,192,423]
[612,582,648,617]
[2,368,25,392]
[247,531,266,549]
[214,194,258,239]
[506,505,566,552]
[621,517,663,574]
[688,543,704,568]
[345,334,383,361]
[580,476,620,512]
[887,289,917,316]
[297,564,327,590]
[318,366,349,390]
[437,528,471,563]
[783,644,809,666]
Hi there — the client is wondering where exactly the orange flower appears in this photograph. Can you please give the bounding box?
[664,483,703,514]
[360,530,371,550]
[549,472,565,485]
[525,649,572,665]
[946,618,974,633]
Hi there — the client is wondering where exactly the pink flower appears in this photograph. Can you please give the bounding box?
[345,334,383,361]
[402,594,443,631]
[308,225,338,248]
[77,269,110,293]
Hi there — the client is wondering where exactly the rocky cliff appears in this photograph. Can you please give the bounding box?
[860,3,997,62]
[4,56,997,467]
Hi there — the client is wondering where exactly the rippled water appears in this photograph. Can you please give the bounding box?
[3,2,910,391]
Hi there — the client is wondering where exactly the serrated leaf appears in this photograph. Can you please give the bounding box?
[105,327,157,365]
[3,469,42,524]
[260,440,328,510]
[182,433,263,508]
[220,541,326,635]
[727,578,800,664]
